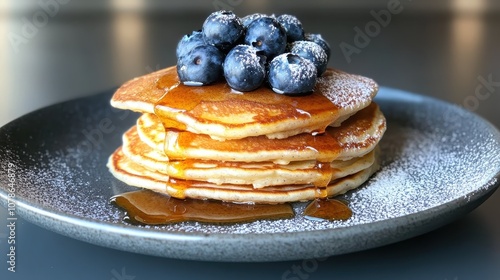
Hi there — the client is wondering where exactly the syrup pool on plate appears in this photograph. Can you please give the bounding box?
[111,189,295,225]
[111,189,353,225]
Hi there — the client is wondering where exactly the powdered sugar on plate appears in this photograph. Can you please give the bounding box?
[0,88,499,237]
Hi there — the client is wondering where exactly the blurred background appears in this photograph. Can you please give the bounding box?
[1,0,499,128]
[1,1,500,279]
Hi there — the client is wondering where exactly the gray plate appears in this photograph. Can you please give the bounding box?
[1,87,499,262]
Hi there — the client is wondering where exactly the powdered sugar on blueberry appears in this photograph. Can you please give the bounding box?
[268,53,317,94]
[176,11,337,95]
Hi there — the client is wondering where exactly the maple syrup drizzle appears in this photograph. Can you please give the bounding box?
[153,68,339,132]
[313,162,334,187]
[111,189,294,225]
[111,188,352,225]
[305,164,353,221]
[165,159,338,188]
[167,129,343,162]
[304,198,353,221]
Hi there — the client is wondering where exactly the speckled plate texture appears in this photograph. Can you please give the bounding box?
[1,87,499,262]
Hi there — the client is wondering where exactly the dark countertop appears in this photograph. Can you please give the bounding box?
[1,3,500,279]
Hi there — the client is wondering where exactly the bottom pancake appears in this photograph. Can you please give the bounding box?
[107,147,380,204]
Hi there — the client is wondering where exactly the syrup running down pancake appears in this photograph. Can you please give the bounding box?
[111,66,378,140]
[121,124,377,188]
[108,146,380,204]
[136,102,385,164]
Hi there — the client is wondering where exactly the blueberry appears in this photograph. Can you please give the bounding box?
[202,10,245,52]
[176,30,205,59]
[244,16,287,59]
[289,41,328,76]
[223,45,266,91]
[241,13,268,28]
[305,33,331,61]
[177,45,224,86]
[276,14,304,42]
[268,53,317,95]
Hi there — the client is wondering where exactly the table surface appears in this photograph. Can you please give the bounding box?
[1,3,500,279]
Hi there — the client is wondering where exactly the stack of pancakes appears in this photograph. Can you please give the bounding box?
[107,66,386,204]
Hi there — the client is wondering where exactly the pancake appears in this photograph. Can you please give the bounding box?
[136,102,386,163]
[164,153,375,189]
[121,124,377,188]
[111,67,378,140]
[108,65,385,204]
[135,111,164,152]
[121,125,169,173]
[107,147,380,204]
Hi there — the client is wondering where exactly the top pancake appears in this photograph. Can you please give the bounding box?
[111,66,378,140]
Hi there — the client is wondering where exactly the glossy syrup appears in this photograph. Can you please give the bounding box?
[305,174,353,222]
[304,198,353,221]
[111,189,352,225]
[153,68,339,132]
[111,189,294,225]
[161,102,379,163]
